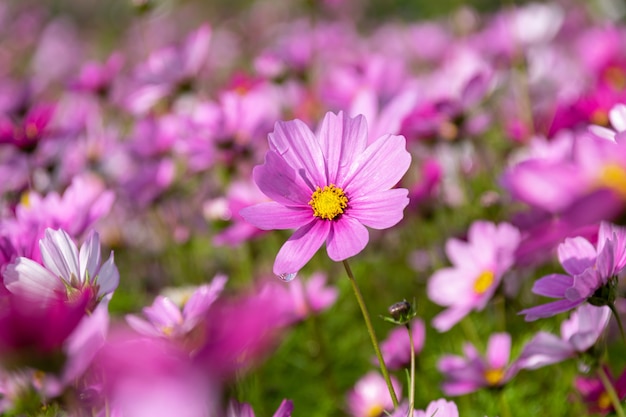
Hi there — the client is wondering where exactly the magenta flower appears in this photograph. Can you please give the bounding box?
[520,221,626,321]
[437,332,519,396]
[346,371,402,417]
[427,221,521,332]
[518,304,610,370]
[240,111,411,277]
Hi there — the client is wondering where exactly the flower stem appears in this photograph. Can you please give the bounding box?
[498,389,512,417]
[608,301,626,346]
[342,259,399,408]
[597,365,626,417]
[407,322,416,416]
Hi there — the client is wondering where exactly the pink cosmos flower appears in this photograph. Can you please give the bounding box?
[126,275,227,342]
[346,371,402,417]
[387,398,459,417]
[3,228,119,310]
[414,398,459,417]
[427,221,521,332]
[520,221,626,321]
[240,111,411,277]
[518,304,610,370]
[256,272,338,326]
[575,367,626,416]
[438,332,519,396]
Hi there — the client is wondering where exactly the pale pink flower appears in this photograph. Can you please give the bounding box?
[346,371,402,417]
[427,221,521,332]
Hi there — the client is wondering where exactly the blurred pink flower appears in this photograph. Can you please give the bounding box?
[257,272,338,326]
[241,111,411,277]
[373,318,425,370]
[415,398,459,417]
[575,367,626,416]
[520,221,626,321]
[427,220,521,332]
[518,304,610,369]
[438,332,519,396]
[126,275,227,343]
[346,371,402,417]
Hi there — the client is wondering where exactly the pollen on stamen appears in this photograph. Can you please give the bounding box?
[473,270,495,294]
[484,368,505,386]
[308,184,348,220]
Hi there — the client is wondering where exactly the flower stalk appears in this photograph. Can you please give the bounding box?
[342,259,399,408]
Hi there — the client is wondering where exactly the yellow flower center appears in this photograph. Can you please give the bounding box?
[597,391,612,410]
[366,404,384,417]
[484,368,505,386]
[604,66,626,91]
[590,109,609,127]
[474,270,494,294]
[308,184,348,220]
[597,163,626,199]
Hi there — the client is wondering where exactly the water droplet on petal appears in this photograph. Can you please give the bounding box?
[277,272,297,282]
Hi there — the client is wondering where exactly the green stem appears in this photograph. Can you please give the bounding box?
[407,323,416,416]
[343,260,399,408]
[498,389,512,417]
[597,365,626,417]
[608,301,626,347]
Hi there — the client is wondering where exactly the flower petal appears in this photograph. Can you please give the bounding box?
[517,332,574,370]
[317,112,368,185]
[78,231,101,284]
[486,333,511,369]
[273,220,330,275]
[348,189,409,229]
[557,237,596,276]
[341,134,411,198]
[520,299,584,321]
[40,228,80,284]
[240,202,313,230]
[4,257,64,300]
[96,252,119,296]
[531,274,574,298]
[268,118,326,188]
[326,216,369,261]
[253,151,313,206]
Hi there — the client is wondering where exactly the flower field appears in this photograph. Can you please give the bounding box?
[1,0,626,415]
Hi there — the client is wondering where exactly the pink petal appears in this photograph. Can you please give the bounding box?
[518,332,574,370]
[317,112,368,185]
[40,228,80,283]
[253,151,312,206]
[4,257,64,300]
[427,268,473,306]
[557,237,596,276]
[520,299,584,321]
[445,239,479,269]
[432,305,472,332]
[326,216,369,261]
[486,333,511,369]
[341,134,411,198]
[348,189,409,229]
[97,252,119,296]
[531,274,573,298]
[268,119,326,188]
[78,231,101,283]
[273,221,330,275]
[240,202,313,230]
